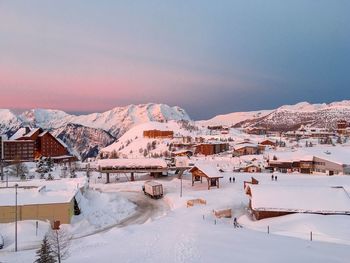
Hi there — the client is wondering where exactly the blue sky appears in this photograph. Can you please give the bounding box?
[0,1,349,119]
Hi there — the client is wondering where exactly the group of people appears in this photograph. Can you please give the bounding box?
[229,177,235,183]
[271,174,278,181]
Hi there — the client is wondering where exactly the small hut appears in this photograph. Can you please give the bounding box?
[189,164,223,190]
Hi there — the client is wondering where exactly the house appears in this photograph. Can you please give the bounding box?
[143,130,174,139]
[259,139,276,147]
[245,127,267,135]
[245,184,350,220]
[195,143,229,156]
[171,149,193,157]
[242,164,261,173]
[267,147,350,175]
[233,143,260,156]
[337,120,348,135]
[0,182,84,224]
[189,164,223,190]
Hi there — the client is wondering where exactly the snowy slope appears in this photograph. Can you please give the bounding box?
[0,109,22,135]
[198,110,272,127]
[249,101,350,131]
[199,100,350,131]
[100,121,196,158]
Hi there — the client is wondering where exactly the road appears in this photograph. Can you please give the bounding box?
[73,190,169,239]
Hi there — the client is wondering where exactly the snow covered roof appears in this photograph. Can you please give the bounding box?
[97,158,168,169]
[0,183,81,206]
[9,128,27,140]
[190,163,223,179]
[38,130,48,137]
[56,138,68,148]
[24,128,41,138]
[304,146,350,165]
[248,184,350,214]
[270,146,350,165]
[234,143,258,150]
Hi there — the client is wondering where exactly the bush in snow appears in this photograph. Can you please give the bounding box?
[34,235,56,263]
[48,228,72,263]
[7,158,28,178]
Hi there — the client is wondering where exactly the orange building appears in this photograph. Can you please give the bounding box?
[143,130,174,139]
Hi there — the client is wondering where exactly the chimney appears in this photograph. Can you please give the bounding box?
[25,127,31,135]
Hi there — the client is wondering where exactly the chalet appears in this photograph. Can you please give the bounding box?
[195,143,229,156]
[268,156,314,174]
[207,125,223,131]
[143,130,174,139]
[259,139,276,147]
[189,164,223,190]
[267,147,350,175]
[284,127,335,139]
[171,149,193,157]
[242,164,261,173]
[233,143,260,156]
[245,184,350,220]
[245,127,267,135]
[337,120,348,135]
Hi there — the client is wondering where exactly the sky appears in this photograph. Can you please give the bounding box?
[0,1,349,120]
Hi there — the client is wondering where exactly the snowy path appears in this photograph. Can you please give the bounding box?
[72,191,169,239]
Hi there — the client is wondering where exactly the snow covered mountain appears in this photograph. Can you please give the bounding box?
[19,103,190,137]
[234,101,350,131]
[51,123,116,160]
[1,103,191,159]
[0,109,22,136]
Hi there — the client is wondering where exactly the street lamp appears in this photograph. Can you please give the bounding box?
[14,183,18,252]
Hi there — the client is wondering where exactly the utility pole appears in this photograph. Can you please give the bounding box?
[180,174,183,197]
[0,158,3,182]
[15,183,18,252]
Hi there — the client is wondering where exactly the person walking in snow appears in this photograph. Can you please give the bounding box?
[271,174,274,181]
[232,176,235,183]
[275,175,278,181]
[229,177,232,183]
[233,217,238,228]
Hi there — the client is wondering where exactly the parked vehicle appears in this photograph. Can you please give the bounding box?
[142,181,163,199]
[0,234,4,249]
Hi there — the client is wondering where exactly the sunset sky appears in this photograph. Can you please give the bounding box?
[1,1,349,119]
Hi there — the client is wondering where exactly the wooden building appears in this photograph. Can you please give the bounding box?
[189,164,223,190]
[242,164,261,173]
[245,184,350,220]
[195,143,229,156]
[337,120,348,135]
[143,130,174,139]
[233,144,260,156]
[259,139,276,147]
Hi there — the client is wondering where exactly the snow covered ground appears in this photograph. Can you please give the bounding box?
[2,164,350,262]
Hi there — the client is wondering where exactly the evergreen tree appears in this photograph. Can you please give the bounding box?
[34,236,56,263]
